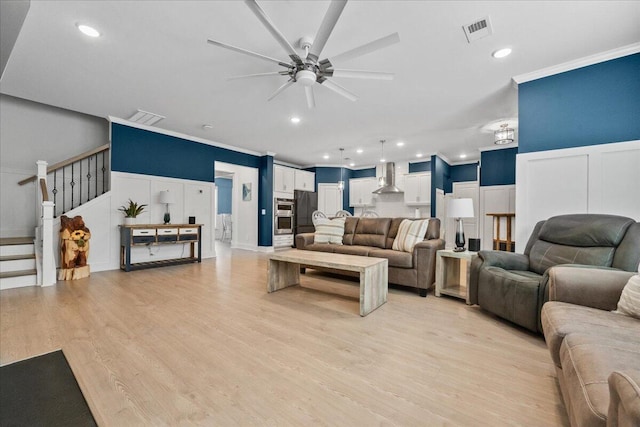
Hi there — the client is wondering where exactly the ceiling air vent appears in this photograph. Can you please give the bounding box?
[128,109,165,126]
[462,16,493,43]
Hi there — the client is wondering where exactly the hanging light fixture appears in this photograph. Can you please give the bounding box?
[337,148,345,191]
[378,140,386,187]
[494,123,515,145]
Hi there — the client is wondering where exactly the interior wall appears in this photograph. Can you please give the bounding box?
[0,94,108,237]
[215,161,259,251]
[515,140,640,250]
[215,178,232,214]
[518,53,640,153]
[480,147,517,187]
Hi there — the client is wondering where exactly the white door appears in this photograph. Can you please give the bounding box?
[318,183,342,216]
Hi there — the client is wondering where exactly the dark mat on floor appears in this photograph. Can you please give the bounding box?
[0,350,97,427]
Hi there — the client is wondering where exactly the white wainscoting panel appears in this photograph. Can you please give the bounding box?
[516,140,640,252]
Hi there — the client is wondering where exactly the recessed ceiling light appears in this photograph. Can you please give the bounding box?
[77,24,100,38]
[349,162,355,167]
[396,141,405,147]
[416,153,423,158]
[460,154,467,159]
[290,117,301,124]
[356,148,363,154]
[323,154,329,159]
[492,48,512,59]
[380,158,386,163]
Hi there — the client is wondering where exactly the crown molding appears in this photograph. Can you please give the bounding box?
[512,43,640,85]
[479,143,519,153]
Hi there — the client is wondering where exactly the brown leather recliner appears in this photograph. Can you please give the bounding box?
[469,214,640,333]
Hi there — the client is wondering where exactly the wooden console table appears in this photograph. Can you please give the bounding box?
[119,224,202,272]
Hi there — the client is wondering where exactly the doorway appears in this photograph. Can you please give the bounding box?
[215,170,233,246]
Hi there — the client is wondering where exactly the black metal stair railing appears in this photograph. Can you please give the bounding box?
[19,144,110,218]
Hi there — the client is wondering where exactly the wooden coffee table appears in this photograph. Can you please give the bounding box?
[267,249,388,316]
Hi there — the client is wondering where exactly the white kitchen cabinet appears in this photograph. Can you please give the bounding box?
[318,183,343,216]
[274,165,295,196]
[404,173,431,206]
[349,177,378,207]
[294,169,315,191]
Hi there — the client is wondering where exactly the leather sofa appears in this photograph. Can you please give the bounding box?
[541,266,640,427]
[295,217,445,296]
[469,214,640,332]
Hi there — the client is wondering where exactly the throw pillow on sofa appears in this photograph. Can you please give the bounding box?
[614,263,640,319]
[392,219,429,253]
[314,217,346,244]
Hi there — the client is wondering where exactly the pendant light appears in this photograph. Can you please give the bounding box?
[338,148,345,190]
[378,140,386,187]
[494,123,515,145]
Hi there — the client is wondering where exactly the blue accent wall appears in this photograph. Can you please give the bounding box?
[430,155,450,216]
[518,53,640,153]
[451,162,478,183]
[258,155,273,246]
[409,161,431,173]
[351,167,376,178]
[480,148,517,186]
[111,123,261,181]
[215,178,232,214]
[111,123,275,247]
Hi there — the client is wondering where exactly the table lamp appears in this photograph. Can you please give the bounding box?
[447,198,475,252]
[159,190,175,224]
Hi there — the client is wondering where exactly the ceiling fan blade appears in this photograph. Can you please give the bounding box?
[244,0,303,65]
[331,69,394,80]
[267,79,295,101]
[228,71,289,81]
[328,32,400,65]
[305,86,316,109]
[207,39,290,68]
[319,79,358,102]
[307,0,348,63]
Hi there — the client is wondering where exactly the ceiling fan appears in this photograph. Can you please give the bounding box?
[207,0,400,109]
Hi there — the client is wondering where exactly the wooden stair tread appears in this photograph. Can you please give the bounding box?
[0,237,34,246]
[0,269,37,279]
[0,254,36,261]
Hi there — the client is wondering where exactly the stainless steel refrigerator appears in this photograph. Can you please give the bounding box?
[294,190,318,235]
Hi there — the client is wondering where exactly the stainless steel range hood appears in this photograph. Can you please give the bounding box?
[372,162,404,194]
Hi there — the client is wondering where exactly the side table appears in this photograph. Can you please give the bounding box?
[435,249,478,304]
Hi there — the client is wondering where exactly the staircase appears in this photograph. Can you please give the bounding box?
[0,237,37,290]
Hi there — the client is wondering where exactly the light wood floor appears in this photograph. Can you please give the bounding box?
[0,245,569,426]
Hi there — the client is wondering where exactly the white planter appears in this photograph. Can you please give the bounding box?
[124,217,136,226]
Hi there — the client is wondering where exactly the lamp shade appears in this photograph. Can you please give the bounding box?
[447,198,474,218]
[159,190,175,204]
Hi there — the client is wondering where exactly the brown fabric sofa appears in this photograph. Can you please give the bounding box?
[541,266,640,427]
[295,217,445,296]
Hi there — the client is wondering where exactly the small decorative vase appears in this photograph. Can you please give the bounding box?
[163,212,171,224]
[124,217,136,226]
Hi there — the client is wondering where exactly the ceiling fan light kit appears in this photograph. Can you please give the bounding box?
[207,0,399,109]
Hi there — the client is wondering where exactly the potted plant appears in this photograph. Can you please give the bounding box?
[118,199,147,225]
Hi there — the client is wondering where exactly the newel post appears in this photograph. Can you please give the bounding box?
[40,201,56,286]
[36,160,48,224]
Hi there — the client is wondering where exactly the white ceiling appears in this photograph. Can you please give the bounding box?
[1,1,639,167]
